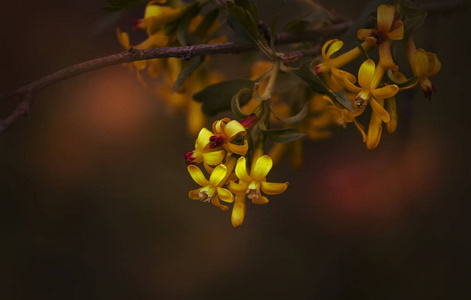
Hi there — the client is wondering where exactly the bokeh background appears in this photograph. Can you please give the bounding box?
[0,0,469,299]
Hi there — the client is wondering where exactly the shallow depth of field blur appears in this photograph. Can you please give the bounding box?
[0,0,469,299]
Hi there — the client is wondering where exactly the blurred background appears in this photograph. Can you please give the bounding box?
[0,0,469,299]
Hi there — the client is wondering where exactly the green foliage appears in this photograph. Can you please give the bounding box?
[225,0,260,43]
[292,62,355,112]
[193,79,255,116]
[263,128,305,143]
[172,56,205,93]
[399,0,427,40]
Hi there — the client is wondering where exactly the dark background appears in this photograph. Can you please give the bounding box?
[0,0,469,299]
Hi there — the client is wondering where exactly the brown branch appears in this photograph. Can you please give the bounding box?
[0,0,464,133]
[0,21,352,133]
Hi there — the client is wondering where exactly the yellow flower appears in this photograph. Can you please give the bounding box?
[357,5,404,70]
[366,98,386,150]
[342,59,398,123]
[314,39,360,91]
[322,95,367,142]
[188,164,234,211]
[229,156,289,205]
[210,118,248,155]
[405,38,441,97]
[231,194,246,228]
[134,1,183,35]
[185,128,225,166]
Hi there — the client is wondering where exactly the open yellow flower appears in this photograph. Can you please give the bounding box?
[210,118,248,155]
[342,59,398,123]
[405,38,441,97]
[185,128,224,166]
[314,39,358,91]
[322,95,367,142]
[358,5,403,70]
[188,164,234,211]
[229,156,288,205]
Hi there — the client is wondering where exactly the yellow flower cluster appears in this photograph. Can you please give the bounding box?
[186,117,289,228]
[310,4,441,150]
[116,0,227,135]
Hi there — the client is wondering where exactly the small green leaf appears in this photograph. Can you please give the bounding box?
[356,42,370,60]
[176,2,202,45]
[172,56,204,93]
[193,9,220,40]
[399,0,427,40]
[292,62,355,112]
[193,79,254,116]
[231,88,253,119]
[386,69,418,88]
[226,0,259,41]
[271,103,309,125]
[263,128,305,143]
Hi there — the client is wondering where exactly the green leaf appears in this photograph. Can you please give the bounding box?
[263,128,305,143]
[225,0,259,42]
[356,41,370,60]
[386,69,419,88]
[291,62,355,112]
[231,88,253,119]
[172,56,204,93]
[193,9,220,40]
[271,103,309,125]
[102,0,148,11]
[399,0,427,40]
[193,79,254,116]
[176,2,202,45]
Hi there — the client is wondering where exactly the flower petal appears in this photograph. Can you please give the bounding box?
[210,195,229,211]
[217,187,234,203]
[371,85,399,100]
[358,59,375,88]
[261,181,289,195]
[357,29,376,45]
[369,97,391,123]
[189,188,202,200]
[252,196,269,205]
[366,107,384,150]
[251,155,273,181]
[231,195,246,228]
[388,21,404,40]
[326,40,344,58]
[209,164,227,186]
[235,156,252,183]
[202,150,225,166]
[229,181,249,194]
[226,140,248,155]
[379,41,398,71]
[321,39,338,60]
[224,120,246,140]
[342,74,362,93]
[187,165,209,186]
[429,52,441,76]
[377,5,395,33]
[196,128,214,149]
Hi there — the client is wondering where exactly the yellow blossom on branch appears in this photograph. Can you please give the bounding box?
[188,164,234,211]
[357,5,404,70]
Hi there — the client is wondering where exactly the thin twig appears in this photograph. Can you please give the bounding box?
[0,0,464,133]
[0,22,352,133]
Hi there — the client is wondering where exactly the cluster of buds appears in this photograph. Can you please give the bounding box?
[185,114,289,228]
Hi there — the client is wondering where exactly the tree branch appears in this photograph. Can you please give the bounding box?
[0,0,464,133]
[0,21,352,133]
